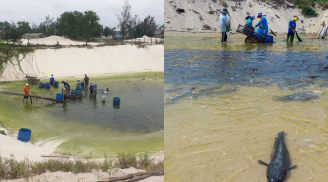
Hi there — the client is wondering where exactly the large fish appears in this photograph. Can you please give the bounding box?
[273,91,320,102]
[258,131,297,182]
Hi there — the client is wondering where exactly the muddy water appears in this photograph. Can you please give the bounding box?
[0,73,164,158]
[164,33,328,182]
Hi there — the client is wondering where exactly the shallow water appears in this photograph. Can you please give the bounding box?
[0,73,164,157]
[164,33,328,182]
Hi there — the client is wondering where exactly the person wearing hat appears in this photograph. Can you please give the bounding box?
[49,74,55,91]
[89,81,95,94]
[255,12,268,34]
[76,78,82,90]
[84,74,89,88]
[61,80,70,90]
[288,17,298,39]
[219,8,230,42]
[246,15,256,27]
[23,83,30,102]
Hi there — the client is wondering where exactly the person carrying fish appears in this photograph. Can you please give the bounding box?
[49,74,55,91]
[254,13,268,34]
[219,8,230,42]
[246,15,255,27]
[62,85,68,100]
[61,80,70,91]
[23,83,30,102]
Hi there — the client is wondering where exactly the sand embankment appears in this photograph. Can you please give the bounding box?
[165,0,328,34]
[0,44,164,82]
[21,35,101,46]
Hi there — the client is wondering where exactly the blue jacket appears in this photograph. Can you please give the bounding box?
[246,19,253,26]
[288,20,296,33]
[50,76,54,82]
[255,16,268,34]
[89,84,95,91]
[219,14,229,32]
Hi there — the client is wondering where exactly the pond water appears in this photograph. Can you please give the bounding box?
[0,72,164,158]
[164,32,328,182]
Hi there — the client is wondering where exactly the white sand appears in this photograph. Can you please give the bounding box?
[21,35,101,46]
[126,35,164,43]
[0,130,163,182]
[1,169,164,182]
[165,0,328,34]
[0,44,164,82]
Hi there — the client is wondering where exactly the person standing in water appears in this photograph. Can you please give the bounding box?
[89,82,95,94]
[61,80,70,90]
[62,85,68,100]
[49,74,55,90]
[219,8,230,42]
[246,15,255,27]
[84,74,89,88]
[23,83,30,102]
[287,17,298,40]
[255,13,268,34]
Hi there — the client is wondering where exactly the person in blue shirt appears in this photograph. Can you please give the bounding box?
[89,81,95,94]
[246,15,255,27]
[219,8,230,42]
[287,17,298,39]
[255,13,268,34]
[49,74,55,91]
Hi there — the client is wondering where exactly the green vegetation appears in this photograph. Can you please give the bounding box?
[0,43,34,74]
[287,0,318,16]
[0,152,163,180]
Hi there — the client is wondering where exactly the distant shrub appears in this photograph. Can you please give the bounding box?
[299,4,318,16]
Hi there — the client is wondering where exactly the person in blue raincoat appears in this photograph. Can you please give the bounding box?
[254,12,268,34]
[246,15,255,27]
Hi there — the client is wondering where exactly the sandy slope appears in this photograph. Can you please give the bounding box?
[21,35,101,46]
[0,45,164,82]
[165,0,328,34]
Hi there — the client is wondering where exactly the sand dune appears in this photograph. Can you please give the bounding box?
[21,35,101,46]
[0,45,164,82]
[165,0,328,34]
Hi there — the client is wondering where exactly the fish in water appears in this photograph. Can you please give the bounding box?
[166,87,195,104]
[258,131,297,182]
[273,91,320,102]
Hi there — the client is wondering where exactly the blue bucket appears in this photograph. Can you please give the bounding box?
[56,93,63,100]
[94,85,97,88]
[44,83,50,89]
[81,82,85,88]
[18,128,31,142]
[264,34,274,43]
[39,82,44,88]
[113,97,120,105]
[54,81,59,87]
[255,28,265,42]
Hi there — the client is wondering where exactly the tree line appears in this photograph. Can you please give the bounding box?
[0,0,163,43]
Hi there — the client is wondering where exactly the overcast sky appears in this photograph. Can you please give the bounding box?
[0,0,163,28]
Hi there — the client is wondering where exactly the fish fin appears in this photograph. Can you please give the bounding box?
[289,165,297,170]
[258,160,269,166]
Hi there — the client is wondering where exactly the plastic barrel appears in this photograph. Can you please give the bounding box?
[54,81,59,87]
[39,82,44,88]
[71,89,77,95]
[76,89,82,94]
[264,34,274,43]
[81,82,84,88]
[255,28,265,42]
[18,128,31,142]
[44,83,50,89]
[56,93,63,100]
[113,97,120,106]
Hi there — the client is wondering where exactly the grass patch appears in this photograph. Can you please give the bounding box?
[0,152,162,180]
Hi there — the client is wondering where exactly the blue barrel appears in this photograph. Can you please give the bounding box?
[264,34,274,43]
[71,89,77,95]
[255,28,265,42]
[44,83,50,89]
[18,128,31,142]
[113,97,120,105]
[39,82,44,88]
[81,82,85,88]
[54,81,59,87]
[56,93,63,100]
